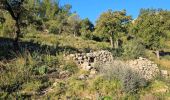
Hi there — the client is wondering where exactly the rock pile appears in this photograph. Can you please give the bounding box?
[128,57,160,80]
[67,51,161,80]
[68,50,113,71]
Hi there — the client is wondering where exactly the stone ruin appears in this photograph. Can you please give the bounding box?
[67,50,168,80]
[128,57,160,80]
[68,50,113,71]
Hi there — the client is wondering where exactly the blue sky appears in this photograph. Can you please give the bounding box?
[60,0,170,23]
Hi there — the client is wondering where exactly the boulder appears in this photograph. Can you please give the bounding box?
[83,65,92,71]
[81,62,89,68]
[90,69,97,75]
[78,74,86,80]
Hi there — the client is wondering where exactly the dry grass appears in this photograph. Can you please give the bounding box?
[22,34,111,51]
[145,50,170,71]
[158,59,170,70]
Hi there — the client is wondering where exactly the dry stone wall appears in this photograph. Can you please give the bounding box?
[128,57,160,80]
[67,50,161,80]
[68,50,113,70]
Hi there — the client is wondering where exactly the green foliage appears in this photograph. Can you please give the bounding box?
[90,76,121,97]
[131,9,170,51]
[123,94,140,100]
[0,60,29,99]
[66,78,86,98]
[46,20,59,34]
[62,61,79,74]
[22,80,42,92]
[0,12,15,37]
[81,32,94,40]
[102,96,112,100]
[123,39,145,59]
[67,13,81,36]
[41,0,59,20]
[1,1,170,99]
[110,47,124,58]
[33,65,48,75]
[0,49,59,99]
[95,9,131,48]
[80,18,94,36]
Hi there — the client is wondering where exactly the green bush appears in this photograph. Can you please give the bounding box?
[49,26,59,34]
[66,78,86,98]
[102,96,112,100]
[33,65,48,75]
[123,39,145,59]
[81,32,94,40]
[110,47,124,58]
[0,60,29,99]
[62,61,79,74]
[90,76,121,97]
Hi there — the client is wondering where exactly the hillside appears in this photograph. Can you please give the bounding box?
[0,33,170,99]
[0,0,170,100]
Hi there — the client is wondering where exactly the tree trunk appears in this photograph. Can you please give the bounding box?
[13,19,20,49]
[74,31,76,37]
[110,36,114,48]
[59,29,62,34]
[156,50,160,60]
[115,40,119,49]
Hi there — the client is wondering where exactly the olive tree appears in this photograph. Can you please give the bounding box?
[0,0,25,47]
[131,9,169,59]
[95,9,131,48]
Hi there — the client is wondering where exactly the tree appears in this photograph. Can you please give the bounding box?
[55,4,72,34]
[40,0,59,20]
[67,13,81,37]
[95,9,131,48]
[0,0,25,47]
[131,9,170,59]
[80,18,94,35]
[0,11,5,24]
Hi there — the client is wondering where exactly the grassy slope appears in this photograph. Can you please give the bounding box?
[23,33,170,70]
[22,33,111,51]
[0,33,170,99]
[24,34,170,99]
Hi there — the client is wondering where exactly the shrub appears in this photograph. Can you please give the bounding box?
[81,32,94,40]
[109,47,124,58]
[123,39,145,59]
[66,78,86,98]
[102,96,112,100]
[99,61,126,80]
[93,32,110,42]
[0,60,29,98]
[90,76,121,97]
[33,65,48,75]
[49,25,59,34]
[21,81,42,92]
[121,69,147,93]
[99,61,148,94]
[62,61,79,74]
